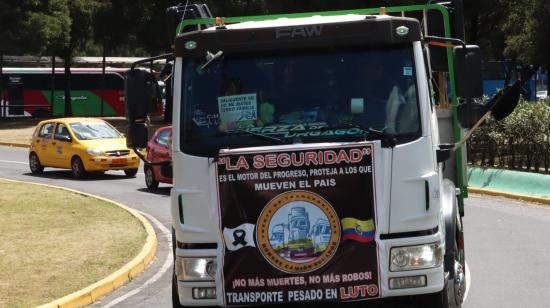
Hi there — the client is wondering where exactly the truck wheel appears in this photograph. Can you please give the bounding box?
[29,152,44,174]
[450,227,466,307]
[172,271,185,308]
[145,164,159,190]
[124,168,139,177]
[172,228,191,308]
[421,239,464,307]
[71,156,87,179]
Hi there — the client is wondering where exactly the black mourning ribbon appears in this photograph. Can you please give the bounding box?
[232,229,247,247]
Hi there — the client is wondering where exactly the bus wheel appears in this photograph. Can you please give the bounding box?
[71,156,87,179]
[29,153,44,174]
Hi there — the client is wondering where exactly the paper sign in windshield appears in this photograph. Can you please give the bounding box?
[218,93,258,123]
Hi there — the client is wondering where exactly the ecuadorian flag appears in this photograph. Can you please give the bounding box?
[341,218,375,243]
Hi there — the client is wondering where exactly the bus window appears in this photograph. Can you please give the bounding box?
[7,76,24,116]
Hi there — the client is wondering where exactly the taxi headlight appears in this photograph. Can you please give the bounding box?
[86,148,103,156]
[390,243,442,271]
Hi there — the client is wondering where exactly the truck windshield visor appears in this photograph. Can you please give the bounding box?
[181,45,420,156]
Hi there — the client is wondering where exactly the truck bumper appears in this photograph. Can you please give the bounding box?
[174,232,445,306]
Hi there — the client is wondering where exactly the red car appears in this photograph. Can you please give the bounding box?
[145,126,173,190]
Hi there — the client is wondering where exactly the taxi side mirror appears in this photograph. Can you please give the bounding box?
[125,69,158,119]
[55,135,72,142]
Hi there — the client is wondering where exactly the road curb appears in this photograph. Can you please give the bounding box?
[0,141,30,148]
[0,178,158,308]
[468,167,550,198]
[468,187,550,206]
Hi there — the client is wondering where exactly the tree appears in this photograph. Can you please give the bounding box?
[49,0,103,116]
[463,0,507,60]
[502,0,550,89]
[0,0,69,55]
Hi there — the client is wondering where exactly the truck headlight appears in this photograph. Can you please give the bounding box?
[176,257,217,281]
[86,148,103,156]
[390,243,442,272]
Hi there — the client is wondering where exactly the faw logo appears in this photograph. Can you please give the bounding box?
[275,25,323,39]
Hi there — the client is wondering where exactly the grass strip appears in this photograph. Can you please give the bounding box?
[0,179,146,307]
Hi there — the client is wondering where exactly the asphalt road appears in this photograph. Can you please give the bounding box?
[2,145,550,308]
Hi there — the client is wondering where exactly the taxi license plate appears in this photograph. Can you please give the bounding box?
[111,158,127,166]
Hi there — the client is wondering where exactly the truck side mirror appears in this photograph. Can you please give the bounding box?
[125,69,159,148]
[454,45,485,129]
[453,45,483,99]
[127,122,149,148]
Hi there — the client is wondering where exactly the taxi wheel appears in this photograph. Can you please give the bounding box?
[29,153,44,174]
[145,164,159,190]
[71,156,87,179]
[124,168,139,178]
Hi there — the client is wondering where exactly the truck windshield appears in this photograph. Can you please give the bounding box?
[181,45,420,156]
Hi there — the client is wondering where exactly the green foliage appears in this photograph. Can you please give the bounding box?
[502,0,550,84]
[463,0,506,59]
[468,99,550,173]
[0,0,70,54]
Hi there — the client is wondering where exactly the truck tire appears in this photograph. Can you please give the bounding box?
[450,221,466,307]
[171,228,194,308]
[172,228,182,308]
[422,283,451,307]
[421,233,464,308]
[172,271,185,308]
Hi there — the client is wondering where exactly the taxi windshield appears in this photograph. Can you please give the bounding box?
[70,122,121,140]
[181,45,420,156]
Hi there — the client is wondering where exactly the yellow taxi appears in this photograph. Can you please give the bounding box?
[29,118,140,178]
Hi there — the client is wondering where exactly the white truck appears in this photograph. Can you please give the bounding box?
[125,2,521,307]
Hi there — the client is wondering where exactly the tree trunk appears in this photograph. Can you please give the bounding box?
[63,54,72,117]
[468,9,479,43]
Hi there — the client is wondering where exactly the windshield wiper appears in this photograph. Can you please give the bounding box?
[366,128,396,148]
[200,50,223,70]
[319,123,396,148]
[220,129,286,144]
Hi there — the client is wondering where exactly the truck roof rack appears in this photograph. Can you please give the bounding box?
[175,3,463,40]
[167,3,214,33]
